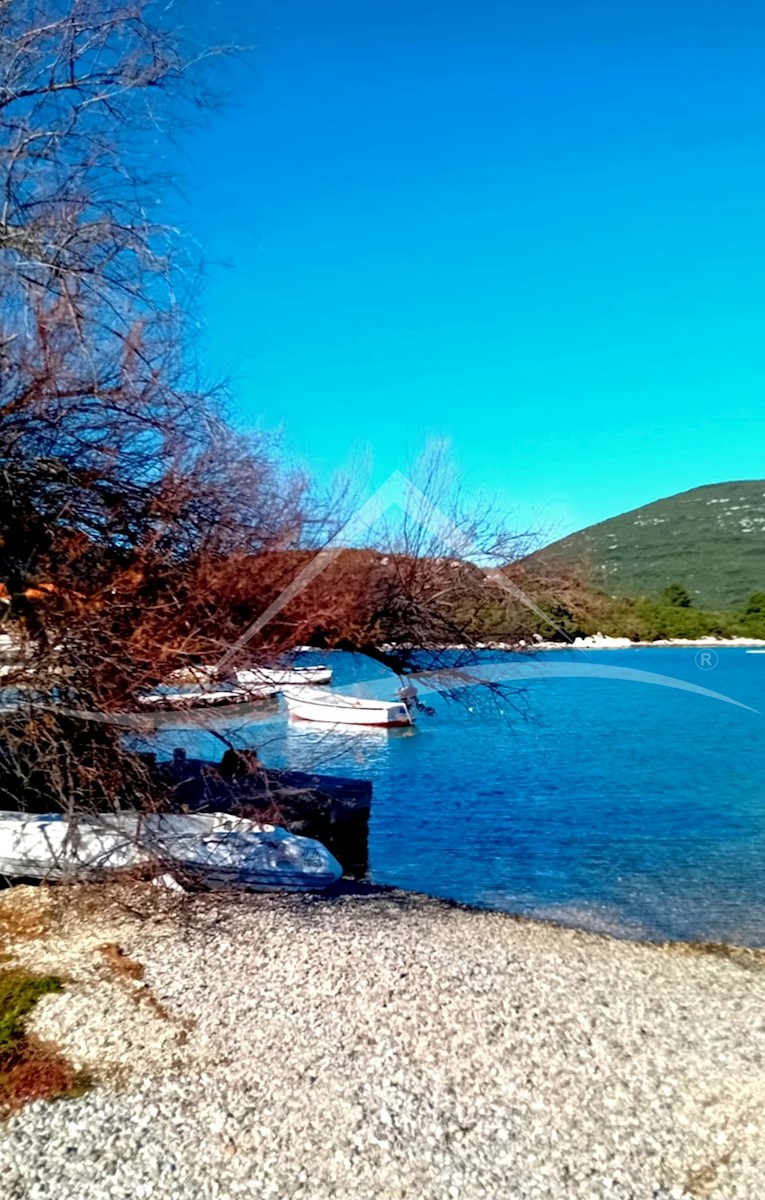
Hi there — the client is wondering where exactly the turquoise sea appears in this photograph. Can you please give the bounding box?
[152,647,765,946]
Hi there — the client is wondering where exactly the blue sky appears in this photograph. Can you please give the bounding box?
[179,0,765,543]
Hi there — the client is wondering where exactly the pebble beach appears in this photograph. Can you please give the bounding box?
[1,883,765,1200]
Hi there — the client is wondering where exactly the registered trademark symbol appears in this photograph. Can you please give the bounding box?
[695,649,719,671]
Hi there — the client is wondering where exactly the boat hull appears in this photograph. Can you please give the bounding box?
[284,688,413,728]
[0,812,342,891]
[138,685,279,711]
[236,666,333,687]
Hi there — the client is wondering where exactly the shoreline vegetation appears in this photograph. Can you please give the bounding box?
[463,578,765,648]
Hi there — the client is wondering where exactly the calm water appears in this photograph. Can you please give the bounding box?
[149,647,765,945]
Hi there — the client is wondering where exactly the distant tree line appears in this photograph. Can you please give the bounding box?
[475,572,765,643]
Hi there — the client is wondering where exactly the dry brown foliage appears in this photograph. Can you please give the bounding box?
[0,5,545,827]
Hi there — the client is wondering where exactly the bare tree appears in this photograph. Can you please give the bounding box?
[0,4,548,834]
[0,2,251,589]
[0,1,317,814]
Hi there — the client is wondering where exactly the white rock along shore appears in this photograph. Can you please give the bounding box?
[530,634,765,651]
[383,636,765,652]
[1,883,765,1200]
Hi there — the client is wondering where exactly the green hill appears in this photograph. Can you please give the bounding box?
[531,481,765,610]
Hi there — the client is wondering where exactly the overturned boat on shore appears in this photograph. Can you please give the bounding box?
[0,811,342,891]
[284,686,414,728]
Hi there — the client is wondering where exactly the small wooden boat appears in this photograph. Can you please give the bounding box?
[283,686,413,728]
[0,811,342,890]
[167,664,333,687]
[137,684,279,711]
[236,665,333,687]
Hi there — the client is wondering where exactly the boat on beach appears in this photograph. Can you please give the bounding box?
[283,686,414,728]
[0,811,343,891]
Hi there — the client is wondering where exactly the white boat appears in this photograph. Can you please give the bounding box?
[0,811,342,890]
[167,664,333,687]
[137,684,279,710]
[235,665,333,687]
[745,649,765,654]
[283,686,413,728]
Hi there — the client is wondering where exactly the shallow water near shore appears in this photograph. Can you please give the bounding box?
[149,646,765,946]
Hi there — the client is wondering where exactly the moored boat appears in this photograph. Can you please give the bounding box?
[137,684,279,711]
[167,664,333,687]
[283,686,413,728]
[235,665,333,687]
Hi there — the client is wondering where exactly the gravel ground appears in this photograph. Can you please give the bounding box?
[1,882,765,1200]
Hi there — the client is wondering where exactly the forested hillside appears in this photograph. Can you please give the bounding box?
[529,482,765,609]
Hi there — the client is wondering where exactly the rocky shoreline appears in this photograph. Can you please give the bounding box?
[1,882,764,1200]
[531,634,765,651]
[382,636,765,653]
